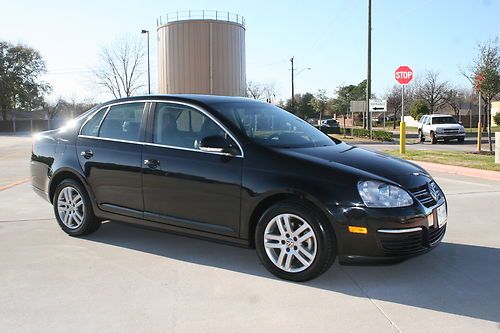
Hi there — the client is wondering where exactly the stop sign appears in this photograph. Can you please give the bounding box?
[395,66,413,85]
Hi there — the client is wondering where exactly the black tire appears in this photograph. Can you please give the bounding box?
[255,200,336,282]
[458,137,465,143]
[53,179,101,236]
[418,130,425,142]
[431,132,437,144]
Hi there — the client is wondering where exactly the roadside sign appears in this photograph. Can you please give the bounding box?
[395,66,413,85]
[369,99,387,112]
[350,100,365,113]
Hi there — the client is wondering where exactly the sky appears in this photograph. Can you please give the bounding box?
[1,0,499,103]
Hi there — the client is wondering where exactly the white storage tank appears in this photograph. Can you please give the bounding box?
[157,11,246,96]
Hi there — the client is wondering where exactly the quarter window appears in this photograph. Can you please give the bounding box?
[81,108,107,137]
[99,103,145,141]
[153,103,226,150]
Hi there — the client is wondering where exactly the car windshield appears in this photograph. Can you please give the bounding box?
[432,116,457,124]
[213,101,335,148]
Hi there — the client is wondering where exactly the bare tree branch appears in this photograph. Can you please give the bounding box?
[92,37,146,98]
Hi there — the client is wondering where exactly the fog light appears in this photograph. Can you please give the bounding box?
[348,226,368,234]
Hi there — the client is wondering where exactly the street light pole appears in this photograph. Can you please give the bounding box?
[141,29,151,94]
[290,57,295,112]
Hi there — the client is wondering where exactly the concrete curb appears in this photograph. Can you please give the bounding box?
[411,160,500,182]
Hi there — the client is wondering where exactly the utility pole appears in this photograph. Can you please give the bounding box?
[366,0,372,135]
[290,56,295,112]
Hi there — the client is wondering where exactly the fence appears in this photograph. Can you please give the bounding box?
[0,119,66,133]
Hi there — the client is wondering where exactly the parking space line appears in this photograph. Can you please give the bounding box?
[0,179,30,192]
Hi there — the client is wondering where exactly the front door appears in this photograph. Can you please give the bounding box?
[142,102,243,236]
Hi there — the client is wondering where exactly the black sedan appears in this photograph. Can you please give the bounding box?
[31,95,447,281]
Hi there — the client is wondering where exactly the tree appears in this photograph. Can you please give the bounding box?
[93,37,145,98]
[246,81,264,100]
[410,100,430,120]
[416,70,449,114]
[309,89,329,124]
[385,83,416,129]
[464,38,500,152]
[330,80,366,116]
[246,81,276,102]
[0,41,51,120]
[444,88,466,118]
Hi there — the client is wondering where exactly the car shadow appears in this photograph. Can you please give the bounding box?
[84,221,500,323]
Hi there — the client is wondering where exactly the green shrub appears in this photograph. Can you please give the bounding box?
[494,112,500,126]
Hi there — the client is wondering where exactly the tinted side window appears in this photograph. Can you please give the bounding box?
[153,103,225,149]
[81,108,107,136]
[99,103,145,141]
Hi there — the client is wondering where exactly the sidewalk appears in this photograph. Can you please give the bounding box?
[412,160,500,182]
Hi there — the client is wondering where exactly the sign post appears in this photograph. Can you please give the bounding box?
[395,66,413,154]
[475,74,484,153]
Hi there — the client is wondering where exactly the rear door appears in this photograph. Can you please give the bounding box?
[141,102,243,236]
[77,102,147,218]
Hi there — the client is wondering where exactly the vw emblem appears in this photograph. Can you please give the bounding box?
[429,182,440,201]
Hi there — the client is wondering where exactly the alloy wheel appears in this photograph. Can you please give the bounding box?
[57,186,85,229]
[263,213,317,273]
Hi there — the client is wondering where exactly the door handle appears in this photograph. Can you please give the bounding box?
[80,150,93,159]
[144,159,160,169]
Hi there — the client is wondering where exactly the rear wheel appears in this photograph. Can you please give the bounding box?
[431,132,437,144]
[255,200,336,281]
[418,130,425,142]
[53,179,101,236]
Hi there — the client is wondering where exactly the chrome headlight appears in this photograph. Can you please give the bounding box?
[358,181,414,208]
[436,128,444,133]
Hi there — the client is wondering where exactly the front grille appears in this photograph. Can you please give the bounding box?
[443,129,459,133]
[378,226,446,256]
[409,184,437,208]
[378,229,425,256]
[428,225,446,245]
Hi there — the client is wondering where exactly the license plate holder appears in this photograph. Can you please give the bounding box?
[436,203,447,228]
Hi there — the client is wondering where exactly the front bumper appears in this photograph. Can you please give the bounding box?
[330,197,447,263]
[435,132,465,139]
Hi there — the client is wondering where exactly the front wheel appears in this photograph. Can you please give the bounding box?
[431,132,437,144]
[458,137,465,143]
[255,200,336,281]
[53,179,101,236]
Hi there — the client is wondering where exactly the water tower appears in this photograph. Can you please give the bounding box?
[157,11,246,96]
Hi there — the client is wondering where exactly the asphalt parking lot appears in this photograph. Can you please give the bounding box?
[1,135,499,332]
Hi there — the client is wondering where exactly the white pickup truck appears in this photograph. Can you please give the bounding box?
[418,114,466,144]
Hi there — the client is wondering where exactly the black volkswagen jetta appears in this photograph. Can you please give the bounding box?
[31,95,447,281]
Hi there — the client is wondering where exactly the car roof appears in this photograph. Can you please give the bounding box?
[97,94,257,108]
[429,114,454,117]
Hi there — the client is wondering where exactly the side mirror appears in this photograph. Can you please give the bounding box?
[458,121,463,125]
[200,135,238,155]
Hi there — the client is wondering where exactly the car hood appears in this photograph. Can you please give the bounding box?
[277,143,427,184]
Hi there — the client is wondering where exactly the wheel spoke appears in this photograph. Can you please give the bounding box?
[293,223,308,237]
[283,214,292,233]
[276,249,286,267]
[284,252,293,271]
[294,251,310,267]
[275,216,286,236]
[264,234,281,241]
[297,231,313,243]
[264,242,283,249]
[298,246,315,261]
